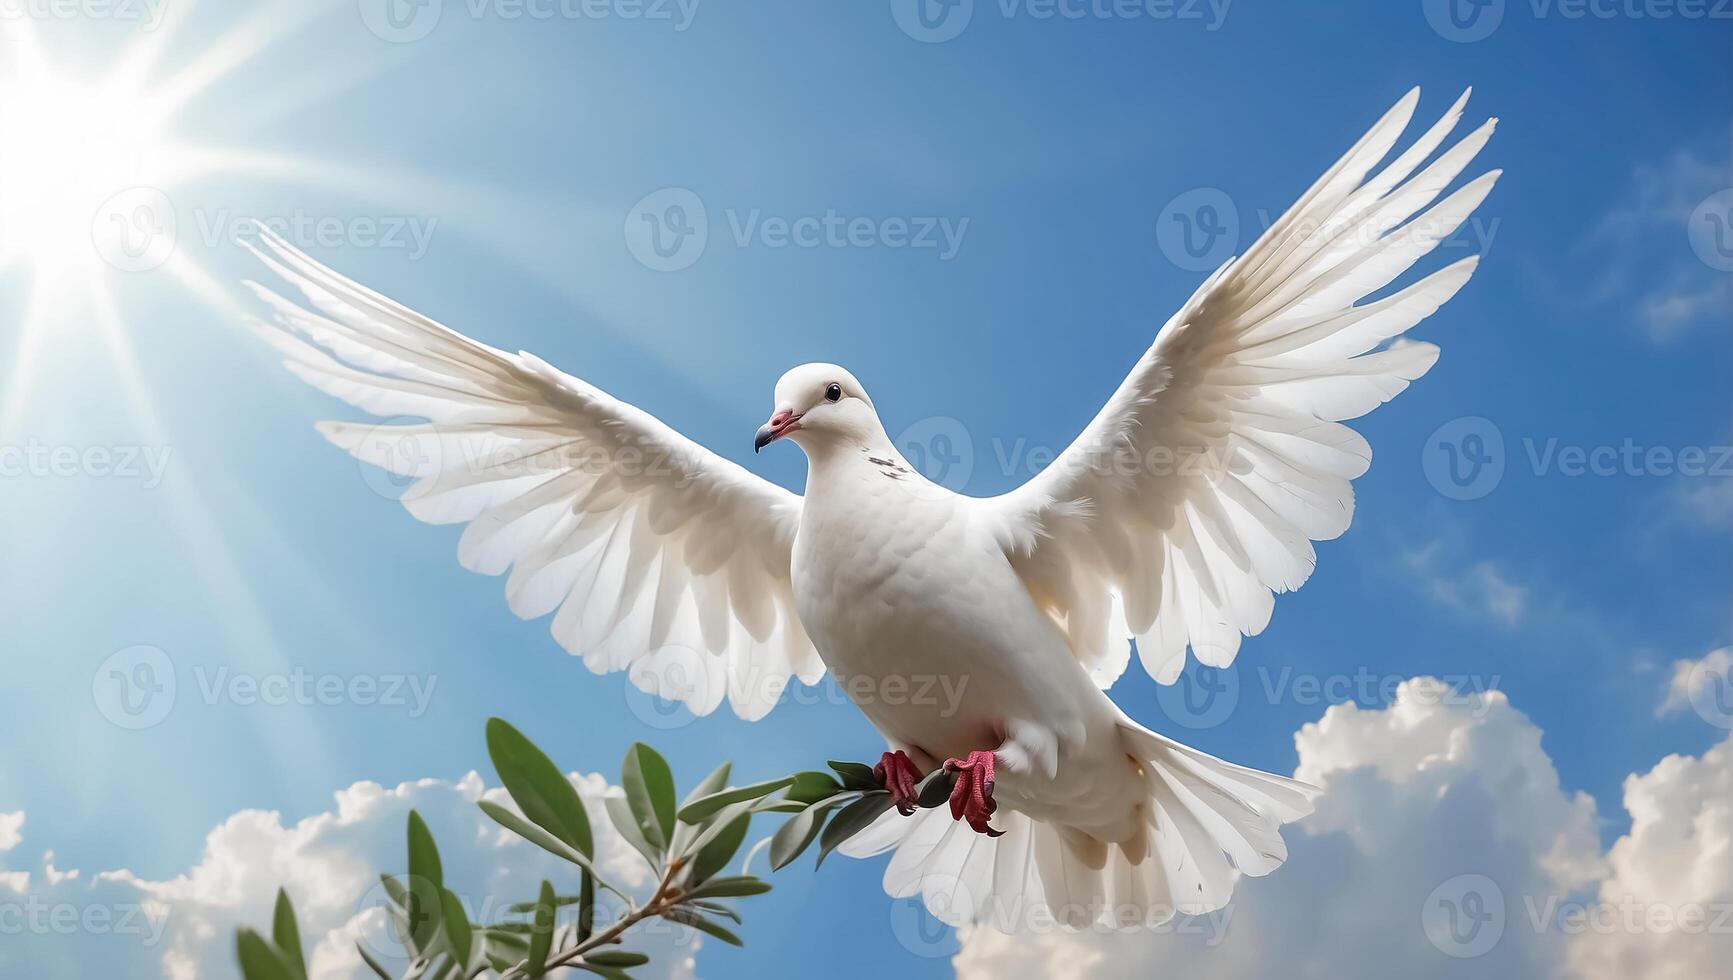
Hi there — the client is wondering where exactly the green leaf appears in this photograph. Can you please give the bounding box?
[682,875,772,900]
[572,967,633,980]
[577,869,595,943]
[687,899,742,923]
[770,797,843,871]
[378,873,408,909]
[817,793,895,867]
[683,762,733,807]
[406,811,444,888]
[917,768,956,809]
[526,880,556,977]
[354,943,392,980]
[235,929,298,980]
[784,771,845,806]
[270,889,306,980]
[586,951,651,968]
[666,908,743,946]
[676,776,797,824]
[751,798,809,814]
[688,810,751,884]
[827,761,880,791]
[405,811,444,954]
[505,894,584,914]
[621,743,677,849]
[477,800,622,899]
[672,761,735,854]
[440,888,472,970]
[604,792,662,867]
[486,718,594,858]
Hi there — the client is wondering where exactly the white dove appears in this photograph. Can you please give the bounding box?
[246,87,1497,931]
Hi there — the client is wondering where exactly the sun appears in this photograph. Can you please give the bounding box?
[0,58,175,278]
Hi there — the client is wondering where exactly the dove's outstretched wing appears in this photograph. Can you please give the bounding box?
[246,230,820,719]
[986,88,1498,687]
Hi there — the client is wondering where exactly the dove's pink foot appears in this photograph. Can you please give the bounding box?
[875,750,923,816]
[944,750,1003,837]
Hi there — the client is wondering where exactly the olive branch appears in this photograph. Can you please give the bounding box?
[236,718,956,979]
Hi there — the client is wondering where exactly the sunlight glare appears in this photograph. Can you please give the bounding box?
[0,63,169,273]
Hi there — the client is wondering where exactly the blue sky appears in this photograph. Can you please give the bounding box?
[0,1,1729,977]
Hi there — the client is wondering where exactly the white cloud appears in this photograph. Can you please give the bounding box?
[1578,136,1732,345]
[954,678,1730,980]
[1657,647,1733,726]
[0,811,22,853]
[1672,478,1733,531]
[1403,542,1529,626]
[1565,733,1733,980]
[0,773,702,979]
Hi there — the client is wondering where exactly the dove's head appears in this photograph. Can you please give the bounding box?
[755,362,884,455]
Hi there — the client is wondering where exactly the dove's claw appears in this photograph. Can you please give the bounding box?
[943,750,1003,836]
[875,750,923,816]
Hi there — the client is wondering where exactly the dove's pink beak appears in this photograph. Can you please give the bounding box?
[754,410,802,453]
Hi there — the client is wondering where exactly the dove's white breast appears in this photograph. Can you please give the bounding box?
[790,452,1137,828]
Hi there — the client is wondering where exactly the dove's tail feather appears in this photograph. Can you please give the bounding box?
[838,721,1318,932]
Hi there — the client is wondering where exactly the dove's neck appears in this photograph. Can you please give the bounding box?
[797,419,905,495]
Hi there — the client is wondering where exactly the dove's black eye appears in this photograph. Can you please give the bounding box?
[824,383,842,402]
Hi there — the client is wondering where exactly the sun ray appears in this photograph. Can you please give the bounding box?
[142,0,345,129]
[0,274,64,436]
[89,274,342,784]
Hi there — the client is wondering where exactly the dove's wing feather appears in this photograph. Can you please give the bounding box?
[985,88,1498,686]
[246,229,819,719]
